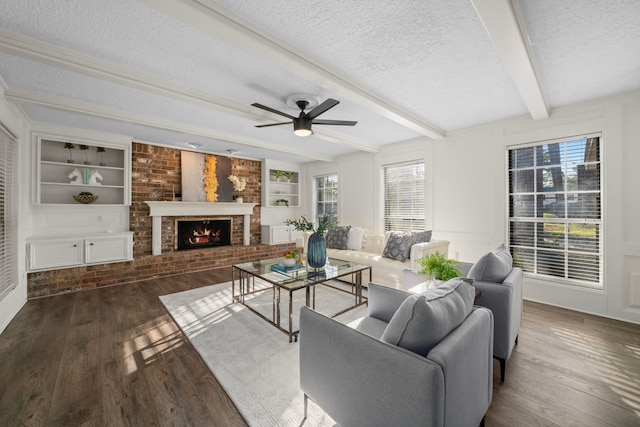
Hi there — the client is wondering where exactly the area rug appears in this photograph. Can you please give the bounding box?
[159,280,367,427]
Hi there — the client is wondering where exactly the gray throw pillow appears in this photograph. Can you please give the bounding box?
[411,230,432,244]
[468,244,513,283]
[382,231,413,262]
[380,278,475,356]
[326,225,351,249]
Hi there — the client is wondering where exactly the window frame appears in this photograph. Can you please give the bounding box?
[314,173,338,224]
[382,160,425,233]
[0,123,16,302]
[507,133,603,289]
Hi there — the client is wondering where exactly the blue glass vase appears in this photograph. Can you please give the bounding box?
[306,232,327,268]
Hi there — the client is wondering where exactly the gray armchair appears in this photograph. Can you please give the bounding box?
[299,280,494,427]
[460,244,523,382]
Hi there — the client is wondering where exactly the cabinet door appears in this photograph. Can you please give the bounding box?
[85,234,133,264]
[271,226,292,244]
[28,239,84,270]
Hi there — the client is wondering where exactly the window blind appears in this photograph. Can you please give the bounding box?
[508,135,602,287]
[383,161,425,232]
[0,124,16,301]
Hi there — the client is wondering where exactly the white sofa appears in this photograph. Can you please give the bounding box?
[303,231,450,288]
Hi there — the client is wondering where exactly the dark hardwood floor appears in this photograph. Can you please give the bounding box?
[1,268,639,426]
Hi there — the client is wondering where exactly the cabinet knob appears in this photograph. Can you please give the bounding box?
[89,242,94,246]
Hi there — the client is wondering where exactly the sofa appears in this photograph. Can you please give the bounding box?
[300,279,494,426]
[303,228,450,288]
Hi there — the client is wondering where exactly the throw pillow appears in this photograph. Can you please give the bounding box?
[382,231,413,262]
[468,244,513,283]
[380,278,475,356]
[326,225,351,249]
[346,227,366,250]
[411,230,432,244]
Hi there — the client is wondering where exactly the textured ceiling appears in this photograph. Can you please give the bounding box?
[0,0,638,163]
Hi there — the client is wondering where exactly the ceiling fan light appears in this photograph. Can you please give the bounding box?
[294,128,312,137]
[294,119,312,137]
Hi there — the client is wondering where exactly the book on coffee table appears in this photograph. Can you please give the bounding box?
[270,262,305,275]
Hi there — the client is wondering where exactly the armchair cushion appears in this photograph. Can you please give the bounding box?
[326,225,351,249]
[381,278,475,356]
[468,244,513,283]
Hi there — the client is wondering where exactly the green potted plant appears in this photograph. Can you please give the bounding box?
[416,251,462,281]
[271,170,284,181]
[64,143,75,163]
[96,146,106,166]
[282,171,294,182]
[78,144,90,164]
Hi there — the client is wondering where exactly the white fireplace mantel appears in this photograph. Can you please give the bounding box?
[144,201,257,255]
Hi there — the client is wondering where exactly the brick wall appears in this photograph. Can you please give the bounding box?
[27,142,294,298]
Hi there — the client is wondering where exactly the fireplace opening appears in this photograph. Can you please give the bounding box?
[175,217,232,251]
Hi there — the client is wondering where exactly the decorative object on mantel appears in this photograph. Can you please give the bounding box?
[79,144,91,164]
[96,146,106,166]
[286,213,337,268]
[228,174,246,203]
[64,142,75,163]
[73,191,98,204]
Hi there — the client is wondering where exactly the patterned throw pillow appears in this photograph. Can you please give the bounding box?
[382,231,414,262]
[411,230,432,244]
[326,226,351,249]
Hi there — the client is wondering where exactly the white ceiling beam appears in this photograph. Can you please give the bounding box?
[140,0,446,140]
[0,27,378,153]
[5,89,336,162]
[471,0,549,120]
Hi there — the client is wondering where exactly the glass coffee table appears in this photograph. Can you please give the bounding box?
[232,257,371,342]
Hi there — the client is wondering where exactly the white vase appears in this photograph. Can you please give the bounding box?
[235,197,243,203]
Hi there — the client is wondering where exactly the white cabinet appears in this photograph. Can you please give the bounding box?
[27,238,84,270]
[33,131,131,205]
[261,225,294,244]
[85,234,133,264]
[27,233,134,272]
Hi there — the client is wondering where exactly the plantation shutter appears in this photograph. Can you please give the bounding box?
[383,160,425,232]
[0,123,16,301]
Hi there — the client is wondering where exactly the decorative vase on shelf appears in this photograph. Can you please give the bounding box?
[235,197,243,203]
[307,232,327,268]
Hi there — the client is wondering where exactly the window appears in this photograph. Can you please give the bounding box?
[0,124,16,301]
[316,174,338,222]
[508,135,602,287]
[383,161,425,232]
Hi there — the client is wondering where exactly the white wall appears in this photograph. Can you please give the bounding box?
[303,90,640,324]
[0,88,30,334]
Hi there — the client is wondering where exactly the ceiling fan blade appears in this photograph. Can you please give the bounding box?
[311,119,358,126]
[305,98,339,120]
[255,122,291,128]
[251,103,296,120]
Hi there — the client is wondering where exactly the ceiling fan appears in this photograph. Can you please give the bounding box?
[251,98,357,137]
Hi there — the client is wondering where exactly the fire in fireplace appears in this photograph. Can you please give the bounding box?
[175,217,232,250]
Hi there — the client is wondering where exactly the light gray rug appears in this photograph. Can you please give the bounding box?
[159,279,367,427]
